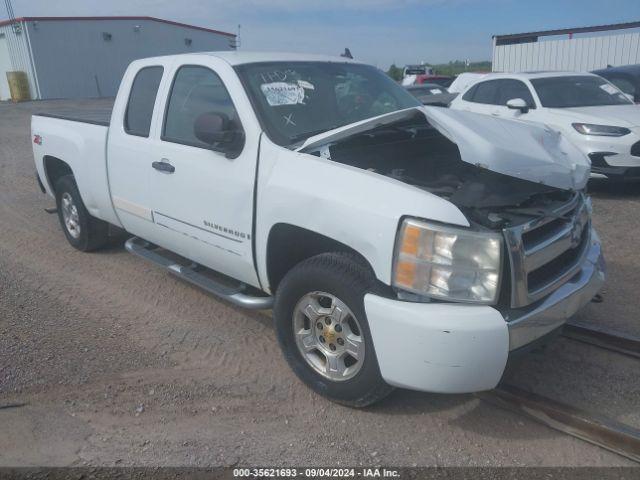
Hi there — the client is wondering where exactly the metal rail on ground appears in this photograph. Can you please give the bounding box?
[562,321,640,360]
[478,384,640,463]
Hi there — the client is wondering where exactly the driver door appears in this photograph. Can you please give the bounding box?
[143,61,260,286]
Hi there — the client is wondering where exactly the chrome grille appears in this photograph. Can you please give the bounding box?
[503,193,591,308]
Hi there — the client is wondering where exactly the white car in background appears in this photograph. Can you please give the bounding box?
[449,72,640,180]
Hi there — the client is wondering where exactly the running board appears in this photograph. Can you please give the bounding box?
[124,237,273,310]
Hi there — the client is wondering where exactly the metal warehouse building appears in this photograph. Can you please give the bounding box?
[492,21,640,73]
[0,16,236,100]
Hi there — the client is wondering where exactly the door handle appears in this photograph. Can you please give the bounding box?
[152,160,175,174]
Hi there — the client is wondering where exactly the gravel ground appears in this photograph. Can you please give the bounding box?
[0,99,638,467]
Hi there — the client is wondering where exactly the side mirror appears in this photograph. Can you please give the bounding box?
[506,98,530,113]
[194,112,243,156]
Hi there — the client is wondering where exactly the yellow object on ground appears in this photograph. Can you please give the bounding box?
[6,71,31,102]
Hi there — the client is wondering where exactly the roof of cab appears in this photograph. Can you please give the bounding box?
[196,51,363,66]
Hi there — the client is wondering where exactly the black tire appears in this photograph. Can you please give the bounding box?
[55,175,109,252]
[273,252,393,407]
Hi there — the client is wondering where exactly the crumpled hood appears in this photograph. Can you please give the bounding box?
[550,104,640,128]
[298,107,590,191]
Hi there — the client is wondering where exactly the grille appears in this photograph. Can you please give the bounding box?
[503,194,591,308]
[527,223,589,292]
[631,141,640,157]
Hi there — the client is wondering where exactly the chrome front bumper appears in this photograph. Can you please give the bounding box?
[505,228,605,351]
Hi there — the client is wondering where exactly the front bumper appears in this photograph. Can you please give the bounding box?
[589,152,640,179]
[364,229,605,394]
[582,134,640,179]
[590,164,640,180]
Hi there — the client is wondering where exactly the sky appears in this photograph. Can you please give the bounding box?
[2,0,640,68]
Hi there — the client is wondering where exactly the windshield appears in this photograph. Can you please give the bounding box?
[235,62,421,146]
[531,75,632,108]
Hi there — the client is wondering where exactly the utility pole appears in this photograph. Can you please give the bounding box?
[229,24,241,49]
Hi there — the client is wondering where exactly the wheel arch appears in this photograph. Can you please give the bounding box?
[43,155,74,194]
[265,223,378,293]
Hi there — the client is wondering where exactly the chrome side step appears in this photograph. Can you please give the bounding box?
[124,237,273,310]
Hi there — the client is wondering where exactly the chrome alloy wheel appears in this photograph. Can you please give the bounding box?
[60,192,81,239]
[293,291,365,381]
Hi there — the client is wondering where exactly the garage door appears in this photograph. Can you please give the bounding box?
[0,34,12,101]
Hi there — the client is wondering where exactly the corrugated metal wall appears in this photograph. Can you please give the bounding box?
[493,32,640,72]
[23,18,234,99]
[0,34,12,99]
[0,22,39,100]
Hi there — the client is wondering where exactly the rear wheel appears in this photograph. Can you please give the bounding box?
[274,252,393,407]
[55,175,109,251]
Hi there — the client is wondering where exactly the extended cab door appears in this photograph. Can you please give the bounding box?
[107,59,169,241]
[143,58,262,288]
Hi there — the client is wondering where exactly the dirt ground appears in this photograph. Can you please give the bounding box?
[1,99,639,467]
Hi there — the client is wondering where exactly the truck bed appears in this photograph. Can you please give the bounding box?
[34,99,114,127]
[31,98,119,227]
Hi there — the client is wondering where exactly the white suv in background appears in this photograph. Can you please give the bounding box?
[449,72,640,180]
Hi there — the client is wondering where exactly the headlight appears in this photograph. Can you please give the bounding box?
[572,123,630,137]
[392,219,503,304]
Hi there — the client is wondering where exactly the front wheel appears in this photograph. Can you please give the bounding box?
[273,253,393,407]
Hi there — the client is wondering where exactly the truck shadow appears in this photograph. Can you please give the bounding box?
[365,387,560,441]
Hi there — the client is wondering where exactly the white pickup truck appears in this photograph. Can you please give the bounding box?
[32,52,605,406]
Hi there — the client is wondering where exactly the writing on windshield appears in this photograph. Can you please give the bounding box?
[235,62,420,146]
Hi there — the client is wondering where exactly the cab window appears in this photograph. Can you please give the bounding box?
[163,65,242,149]
[124,66,164,137]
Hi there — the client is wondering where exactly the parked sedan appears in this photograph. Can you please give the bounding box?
[449,72,640,180]
[593,64,640,103]
[405,84,458,106]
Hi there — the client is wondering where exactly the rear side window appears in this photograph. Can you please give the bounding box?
[462,84,478,101]
[124,66,164,137]
[467,80,501,104]
[163,65,241,149]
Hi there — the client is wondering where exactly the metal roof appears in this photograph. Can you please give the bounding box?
[493,20,640,42]
[0,16,235,38]
[200,51,361,66]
